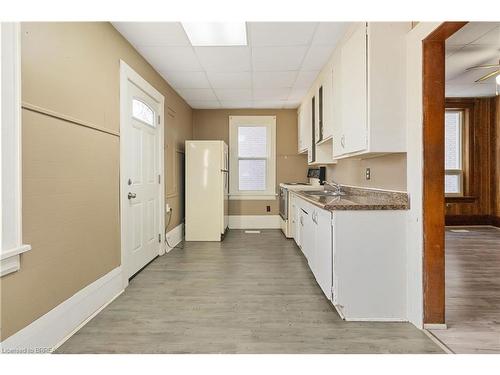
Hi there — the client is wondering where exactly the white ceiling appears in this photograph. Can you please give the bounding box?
[112,22,349,109]
[446,22,500,97]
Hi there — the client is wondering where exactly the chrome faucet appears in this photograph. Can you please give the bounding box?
[323,180,345,195]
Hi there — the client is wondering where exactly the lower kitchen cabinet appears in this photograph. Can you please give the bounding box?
[292,193,406,321]
[299,203,315,264]
[294,197,333,302]
[311,207,333,301]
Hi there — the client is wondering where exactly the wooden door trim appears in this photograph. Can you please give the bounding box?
[422,22,467,324]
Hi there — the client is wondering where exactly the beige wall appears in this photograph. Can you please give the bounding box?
[326,153,407,191]
[193,109,309,215]
[0,22,193,340]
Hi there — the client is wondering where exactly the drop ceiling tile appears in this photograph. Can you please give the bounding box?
[249,22,317,46]
[283,101,300,109]
[252,100,286,108]
[301,45,335,71]
[312,22,349,45]
[252,46,308,71]
[288,88,307,102]
[293,71,319,89]
[137,46,202,72]
[253,71,297,89]
[219,100,253,108]
[161,71,210,89]
[112,22,190,46]
[214,88,252,101]
[177,88,217,101]
[188,100,221,109]
[253,87,291,101]
[195,46,251,72]
[207,72,252,89]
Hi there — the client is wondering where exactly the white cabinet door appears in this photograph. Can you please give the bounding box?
[297,106,305,152]
[290,194,297,240]
[331,50,343,158]
[313,208,333,301]
[300,204,315,263]
[297,203,304,250]
[341,24,367,155]
[317,65,333,140]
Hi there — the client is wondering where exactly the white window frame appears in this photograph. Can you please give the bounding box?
[1,22,31,277]
[229,115,276,200]
[444,109,464,197]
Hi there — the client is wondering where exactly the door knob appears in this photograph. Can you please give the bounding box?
[128,192,137,199]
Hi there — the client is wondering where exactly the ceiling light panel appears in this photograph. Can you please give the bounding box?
[182,22,247,46]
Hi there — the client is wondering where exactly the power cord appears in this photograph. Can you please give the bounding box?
[165,206,184,250]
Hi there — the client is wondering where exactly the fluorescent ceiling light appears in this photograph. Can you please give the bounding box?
[182,22,247,46]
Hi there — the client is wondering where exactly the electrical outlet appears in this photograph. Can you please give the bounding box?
[365,168,371,180]
[266,205,271,212]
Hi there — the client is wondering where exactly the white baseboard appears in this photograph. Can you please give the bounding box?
[228,215,281,229]
[0,266,123,353]
[165,223,184,253]
[424,323,448,330]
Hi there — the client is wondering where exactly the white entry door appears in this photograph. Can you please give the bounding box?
[120,62,164,280]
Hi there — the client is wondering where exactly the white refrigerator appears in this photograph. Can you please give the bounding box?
[185,141,229,241]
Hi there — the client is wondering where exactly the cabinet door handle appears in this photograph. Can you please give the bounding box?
[340,135,345,148]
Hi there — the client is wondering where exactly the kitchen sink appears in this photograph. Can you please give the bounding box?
[304,190,346,197]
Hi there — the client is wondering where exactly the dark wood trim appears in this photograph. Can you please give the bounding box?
[445,99,475,196]
[492,216,500,228]
[425,22,468,41]
[445,215,492,226]
[445,196,477,203]
[422,22,467,325]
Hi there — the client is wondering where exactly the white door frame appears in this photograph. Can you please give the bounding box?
[119,60,165,289]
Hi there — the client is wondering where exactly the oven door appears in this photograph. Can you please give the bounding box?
[279,187,288,221]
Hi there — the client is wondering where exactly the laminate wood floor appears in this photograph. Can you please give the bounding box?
[430,227,500,354]
[57,230,442,353]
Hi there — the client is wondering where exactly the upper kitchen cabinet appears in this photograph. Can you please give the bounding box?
[333,22,410,159]
[299,66,337,166]
[297,100,310,154]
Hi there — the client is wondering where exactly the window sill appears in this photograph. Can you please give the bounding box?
[229,194,277,201]
[1,244,31,277]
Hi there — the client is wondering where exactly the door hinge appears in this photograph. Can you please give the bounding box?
[158,174,161,184]
[158,115,160,125]
[158,233,162,243]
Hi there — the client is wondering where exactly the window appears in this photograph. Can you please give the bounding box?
[444,109,464,196]
[229,116,276,199]
[132,98,155,126]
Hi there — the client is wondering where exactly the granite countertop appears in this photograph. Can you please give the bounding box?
[293,185,409,211]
